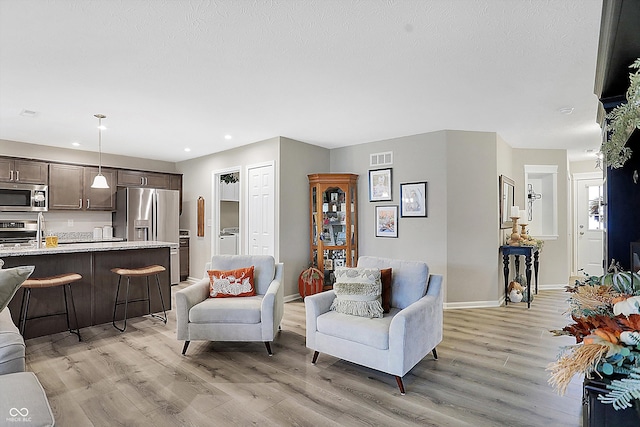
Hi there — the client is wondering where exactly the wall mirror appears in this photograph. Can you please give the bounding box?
[499,175,515,229]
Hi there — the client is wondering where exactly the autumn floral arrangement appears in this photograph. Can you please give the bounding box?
[548,262,640,411]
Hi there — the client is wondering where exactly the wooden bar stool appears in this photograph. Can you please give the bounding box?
[111,265,167,332]
[19,273,83,341]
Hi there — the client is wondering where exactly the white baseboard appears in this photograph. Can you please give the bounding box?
[285,294,302,303]
[538,283,566,290]
[444,299,502,310]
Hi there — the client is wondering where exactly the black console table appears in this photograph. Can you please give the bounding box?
[500,245,540,309]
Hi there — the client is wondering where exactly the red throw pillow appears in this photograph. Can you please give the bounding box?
[208,266,255,297]
[380,268,392,313]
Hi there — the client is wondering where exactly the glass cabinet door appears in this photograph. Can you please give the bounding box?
[308,174,358,289]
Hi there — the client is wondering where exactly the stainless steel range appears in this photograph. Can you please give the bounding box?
[0,220,38,245]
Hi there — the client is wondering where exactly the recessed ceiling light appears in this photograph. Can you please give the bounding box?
[224,134,232,140]
[71,142,81,147]
[20,109,37,117]
[559,107,574,115]
[184,148,191,152]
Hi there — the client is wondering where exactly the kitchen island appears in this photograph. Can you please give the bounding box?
[1,241,177,339]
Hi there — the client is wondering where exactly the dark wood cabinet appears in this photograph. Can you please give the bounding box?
[84,167,117,210]
[49,164,116,211]
[0,157,48,184]
[170,174,183,215]
[117,169,170,188]
[179,237,189,281]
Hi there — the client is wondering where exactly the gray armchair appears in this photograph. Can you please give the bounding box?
[176,255,284,355]
[305,256,443,394]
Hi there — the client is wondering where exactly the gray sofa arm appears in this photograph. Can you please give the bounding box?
[304,290,337,350]
[175,278,210,340]
[388,274,443,375]
[0,307,25,374]
[260,279,281,340]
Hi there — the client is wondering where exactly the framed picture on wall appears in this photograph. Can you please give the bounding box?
[400,182,427,217]
[369,168,392,201]
[375,205,398,238]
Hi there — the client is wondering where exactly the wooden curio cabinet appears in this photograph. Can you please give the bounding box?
[308,173,358,288]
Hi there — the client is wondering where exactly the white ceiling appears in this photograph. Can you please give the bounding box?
[0,0,604,163]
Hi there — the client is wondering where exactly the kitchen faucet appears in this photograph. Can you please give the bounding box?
[36,212,46,248]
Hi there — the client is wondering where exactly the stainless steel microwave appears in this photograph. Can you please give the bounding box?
[0,183,48,212]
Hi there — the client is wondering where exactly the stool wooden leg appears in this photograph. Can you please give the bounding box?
[19,288,31,336]
[112,275,131,332]
[146,276,152,314]
[152,273,167,324]
[65,283,82,341]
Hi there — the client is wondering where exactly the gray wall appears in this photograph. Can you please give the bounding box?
[513,149,570,287]
[176,137,280,279]
[330,131,449,299]
[446,131,500,304]
[278,137,330,298]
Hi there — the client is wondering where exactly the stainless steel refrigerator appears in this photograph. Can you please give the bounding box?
[113,187,180,284]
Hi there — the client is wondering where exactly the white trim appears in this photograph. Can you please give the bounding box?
[537,235,558,240]
[245,160,278,260]
[211,166,242,256]
[539,283,566,291]
[524,164,558,174]
[284,294,302,303]
[444,299,502,309]
[524,164,558,238]
[571,172,604,276]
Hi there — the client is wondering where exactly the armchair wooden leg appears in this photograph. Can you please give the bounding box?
[432,347,438,360]
[312,351,319,364]
[182,341,190,355]
[395,376,406,395]
[264,342,273,356]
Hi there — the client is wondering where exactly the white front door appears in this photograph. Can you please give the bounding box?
[247,163,275,256]
[576,177,604,277]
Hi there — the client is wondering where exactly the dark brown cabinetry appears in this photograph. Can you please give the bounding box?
[179,237,189,281]
[49,164,116,210]
[0,157,48,184]
[117,169,170,188]
[170,174,183,215]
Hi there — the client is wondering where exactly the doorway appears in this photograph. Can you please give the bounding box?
[573,172,604,277]
[211,166,241,256]
[246,162,275,257]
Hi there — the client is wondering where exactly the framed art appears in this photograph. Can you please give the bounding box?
[375,205,398,238]
[324,259,333,270]
[400,182,427,217]
[369,168,392,201]
[499,175,515,229]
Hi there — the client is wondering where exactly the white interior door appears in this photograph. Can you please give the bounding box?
[576,178,604,277]
[247,163,275,256]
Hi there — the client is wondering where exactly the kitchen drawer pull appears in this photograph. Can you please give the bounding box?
[87,198,90,209]
[15,170,19,181]
[79,199,82,208]
[9,170,13,181]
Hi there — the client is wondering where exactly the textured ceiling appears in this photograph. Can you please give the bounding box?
[0,0,603,163]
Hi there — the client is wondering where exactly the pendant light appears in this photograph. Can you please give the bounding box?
[91,114,109,189]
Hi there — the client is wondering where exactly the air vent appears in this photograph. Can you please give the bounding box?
[369,151,393,167]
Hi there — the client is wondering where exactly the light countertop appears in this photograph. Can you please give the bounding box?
[0,240,178,257]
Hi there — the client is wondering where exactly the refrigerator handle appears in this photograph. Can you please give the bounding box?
[152,191,158,241]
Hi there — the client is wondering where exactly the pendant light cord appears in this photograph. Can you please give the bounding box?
[95,114,106,174]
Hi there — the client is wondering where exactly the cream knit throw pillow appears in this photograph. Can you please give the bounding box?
[330,267,383,318]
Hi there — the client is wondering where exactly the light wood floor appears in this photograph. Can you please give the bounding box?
[23,285,583,426]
